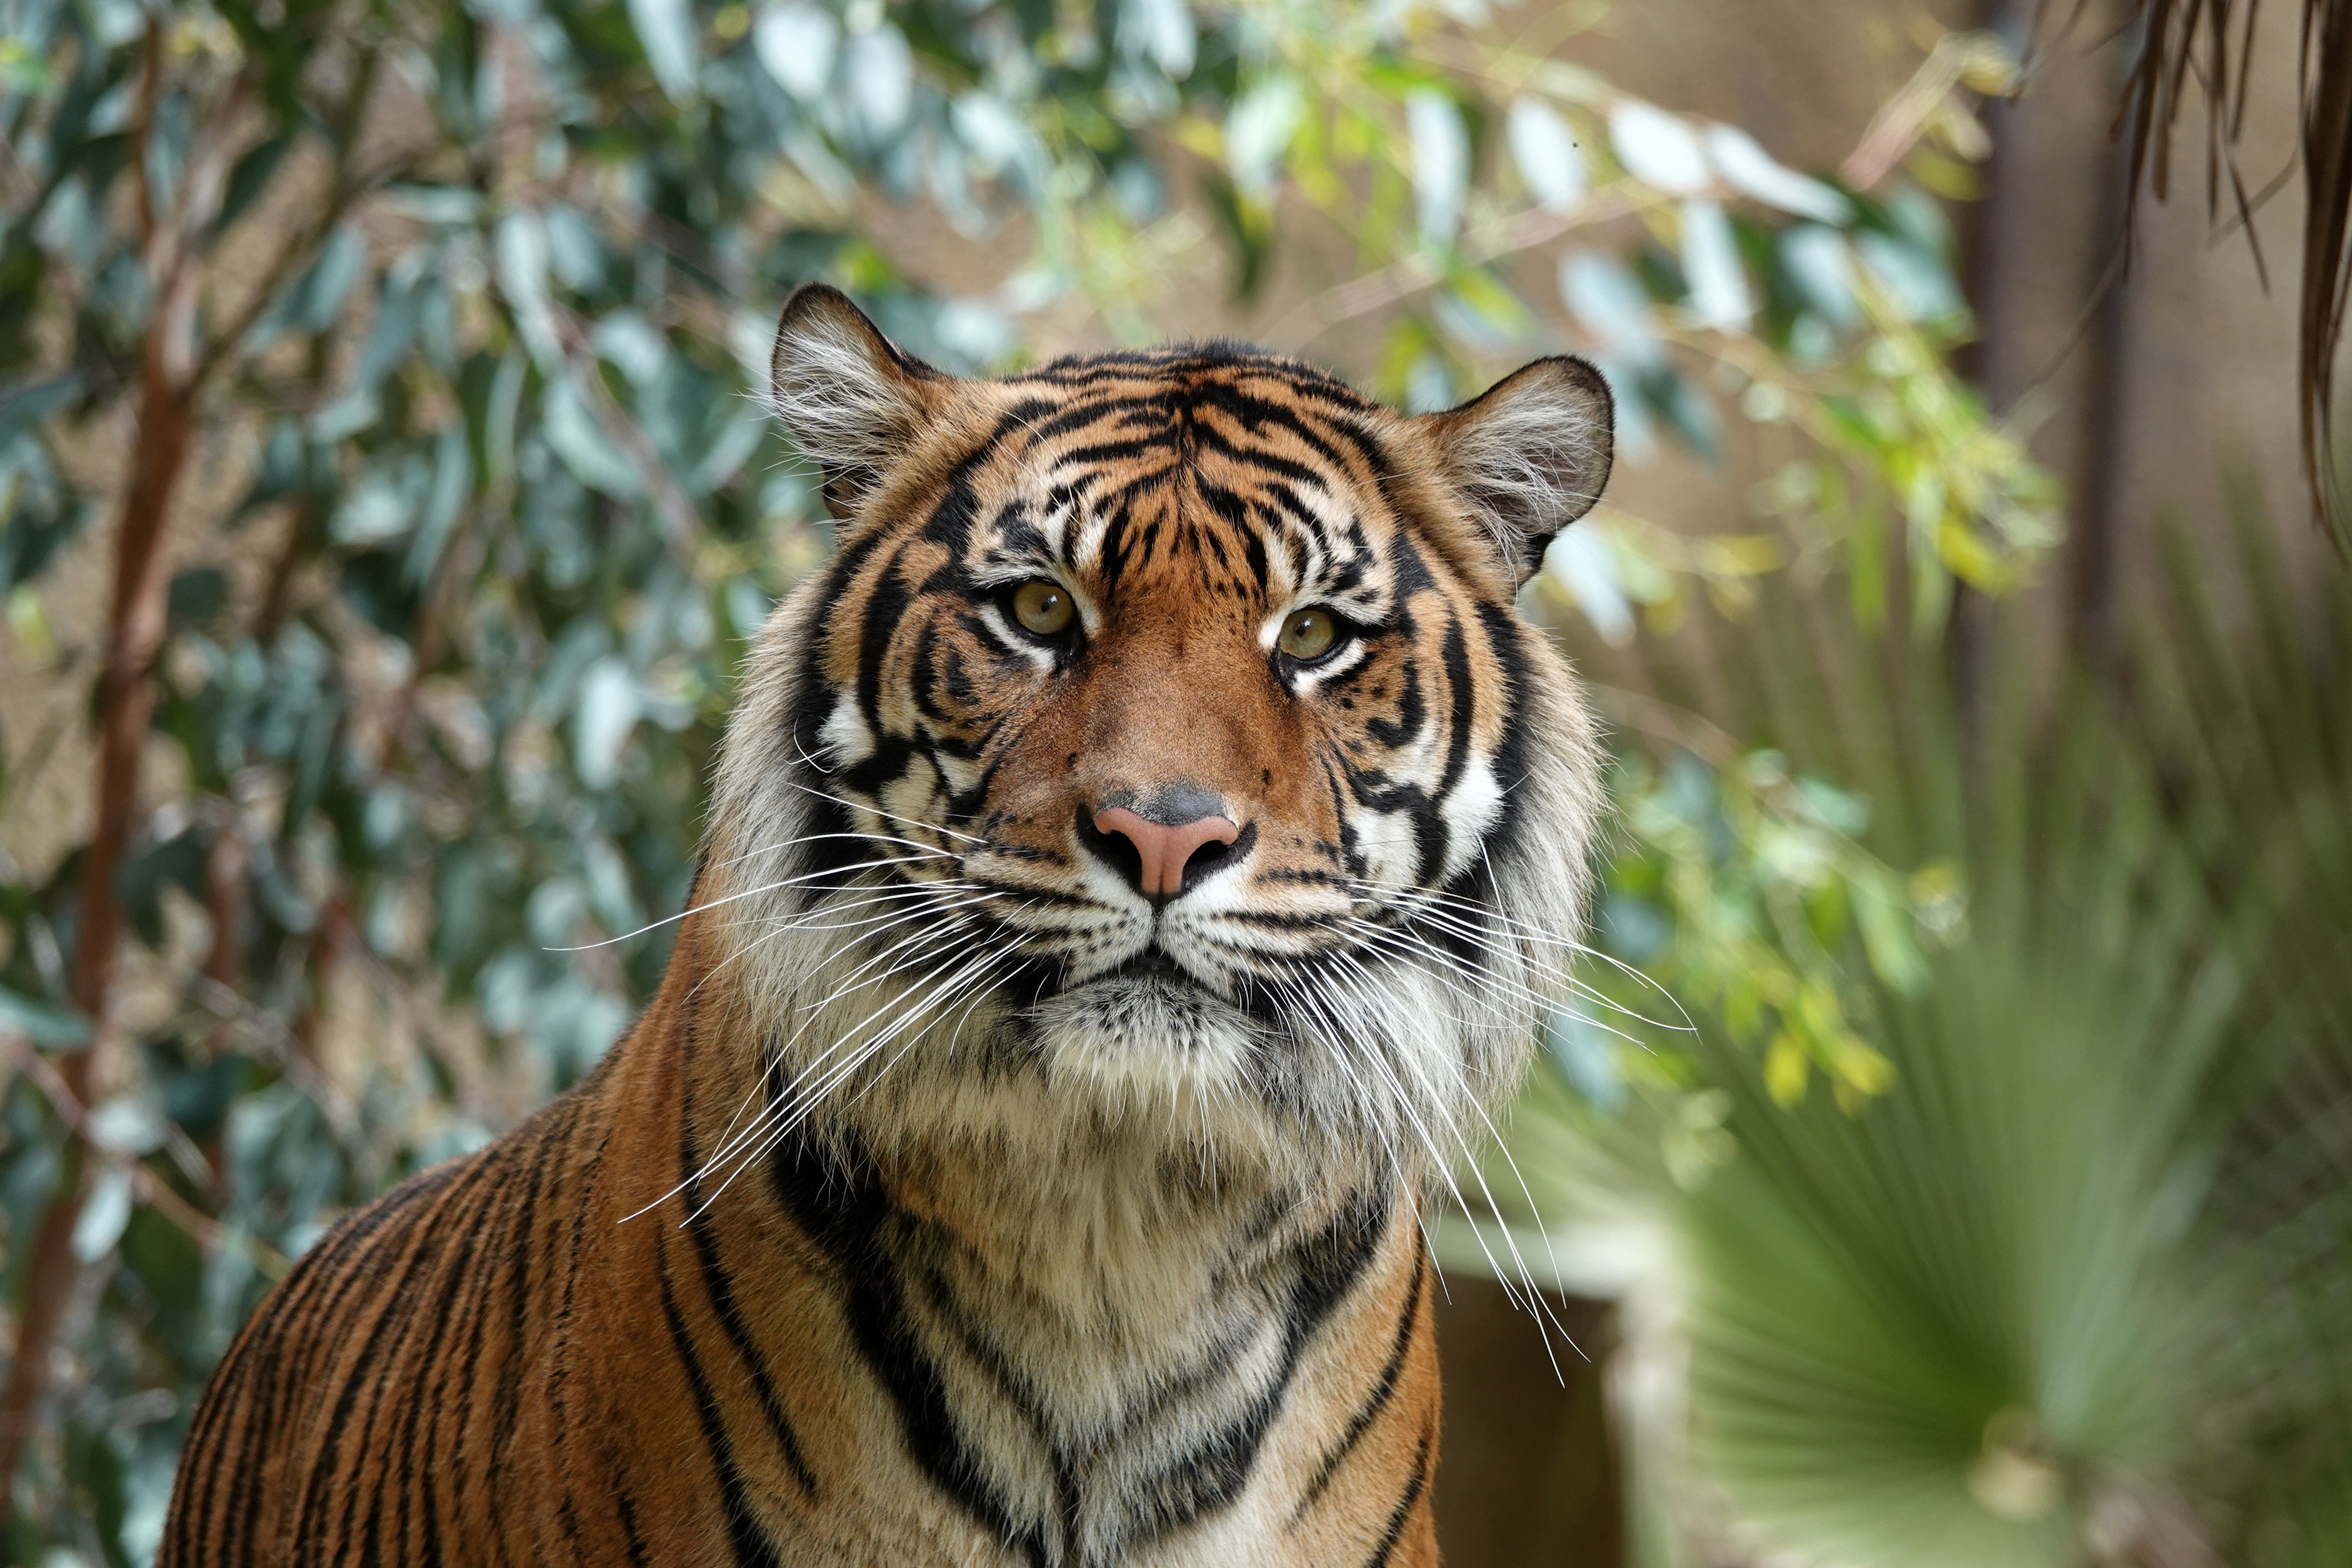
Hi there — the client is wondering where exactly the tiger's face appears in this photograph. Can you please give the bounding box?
[708,288,1610,1192]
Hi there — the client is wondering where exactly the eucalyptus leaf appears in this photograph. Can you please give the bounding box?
[542,376,641,496]
[1407,90,1468,248]
[1780,223,1859,325]
[628,0,701,102]
[1679,198,1752,331]
[71,1166,132,1263]
[0,985,91,1047]
[574,656,643,789]
[1609,99,1709,194]
[1543,526,1635,644]
[493,209,561,368]
[1507,97,1586,213]
[1225,76,1303,197]
[1119,0,1196,78]
[1559,250,1664,367]
[1705,124,1850,223]
[843,24,913,140]
[754,2,838,100]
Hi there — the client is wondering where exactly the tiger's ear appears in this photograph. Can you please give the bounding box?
[767,284,952,521]
[1414,356,1614,584]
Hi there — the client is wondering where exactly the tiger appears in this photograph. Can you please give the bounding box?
[158,283,1613,1567]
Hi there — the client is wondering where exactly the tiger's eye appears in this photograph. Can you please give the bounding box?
[1011,579,1075,637]
[1277,608,1339,662]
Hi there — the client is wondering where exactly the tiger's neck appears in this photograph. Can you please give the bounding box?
[608,920,1438,1566]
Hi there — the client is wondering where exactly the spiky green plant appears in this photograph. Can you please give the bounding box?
[1490,487,2352,1568]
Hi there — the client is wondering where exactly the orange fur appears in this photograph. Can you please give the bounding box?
[159,288,1610,1566]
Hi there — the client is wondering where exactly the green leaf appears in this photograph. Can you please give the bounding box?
[542,376,640,496]
[70,1166,132,1262]
[574,656,641,788]
[213,132,292,235]
[842,24,913,140]
[1681,198,1751,330]
[627,0,701,101]
[0,985,91,1047]
[1507,97,1585,213]
[1117,0,1195,79]
[0,372,81,448]
[753,3,837,100]
[1705,124,1849,223]
[1225,76,1303,198]
[1609,99,1708,194]
[245,222,365,350]
[1406,89,1468,248]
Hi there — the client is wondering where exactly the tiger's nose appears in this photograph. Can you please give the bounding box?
[1090,791,1243,901]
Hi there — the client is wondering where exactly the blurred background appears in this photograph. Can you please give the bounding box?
[1,0,2347,1563]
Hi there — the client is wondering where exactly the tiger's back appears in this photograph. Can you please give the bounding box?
[162,287,1610,1566]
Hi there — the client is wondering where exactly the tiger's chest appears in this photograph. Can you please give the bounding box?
[759,1124,1396,1568]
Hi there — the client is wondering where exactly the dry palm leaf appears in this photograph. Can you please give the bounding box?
[2111,0,2352,547]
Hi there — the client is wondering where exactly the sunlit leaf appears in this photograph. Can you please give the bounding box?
[575,656,642,789]
[1855,232,1963,323]
[1679,198,1751,331]
[753,2,837,100]
[1705,124,1849,223]
[1119,0,1196,79]
[1559,249,1664,365]
[1225,76,1304,197]
[1543,526,1635,644]
[542,376,641,497]
[1780,223,1859,326]
[1508,96,1586,213]
[71,1167,132,1264]
[0,985,91,1047]
[1609,99,1709,194]
[1407,89,1468,248]
[628,0,700,101]
[843,24,913,141]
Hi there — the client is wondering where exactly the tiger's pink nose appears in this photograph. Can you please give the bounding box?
[1092,806,1241,900]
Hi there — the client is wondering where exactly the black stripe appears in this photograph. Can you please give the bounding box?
[289,1169,467,1558]
[396,1159,507,1568]
[1363,1417,1437,1568]
[768,1130,1047,1564]
[612,1463,653,1566]
[345,1165,492,1566]
[416,1163,525,1568]
[677,998,819,1496]
[655,1223,786,1568]
[1471,602,1536,857]
[488,1111,568,1486]
[227,1161,458,1557]
[549,1111,619,1561]
[1129,1187,1393,1541]
[444,1143,532,1566]
[1434,615,1475,800]
[1294,1246,1426,1519]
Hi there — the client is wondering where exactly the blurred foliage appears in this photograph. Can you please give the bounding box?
[1488,492,2352,1568]
[0,0,2060,1559]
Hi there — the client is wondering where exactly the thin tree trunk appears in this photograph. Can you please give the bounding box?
[0,330,193,1524]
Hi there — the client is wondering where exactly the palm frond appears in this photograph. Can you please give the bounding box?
[1505,488,2352,1566]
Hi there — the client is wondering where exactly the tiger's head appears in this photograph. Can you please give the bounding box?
[706,286,1610,1196]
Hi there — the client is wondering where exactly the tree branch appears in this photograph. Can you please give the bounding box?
[4,1036,287,1276]
[0,105,203,1513]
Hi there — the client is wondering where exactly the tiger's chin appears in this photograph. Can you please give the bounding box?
[793,955,1391,1197]
[1027,966,1263,1107]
